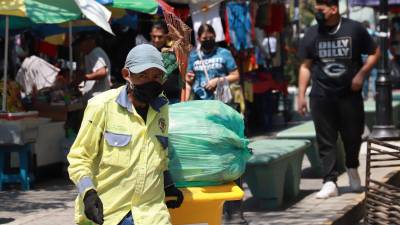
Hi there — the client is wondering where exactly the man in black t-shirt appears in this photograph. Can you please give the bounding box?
[297,0,380,199]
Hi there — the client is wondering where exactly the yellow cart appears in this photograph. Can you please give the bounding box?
[168,182,244,225]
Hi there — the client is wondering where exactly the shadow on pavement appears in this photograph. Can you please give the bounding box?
[0,218,14,224]
[242,189,316,212]
[0,178,75,214]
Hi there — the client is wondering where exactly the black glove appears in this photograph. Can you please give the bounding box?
[83,189,104,225]
[165,185,184,209]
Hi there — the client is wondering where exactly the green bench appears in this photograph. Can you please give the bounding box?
[392,90,400,101]
[276,121,346,176]
[244,139,310,209]
[364,99,400,129]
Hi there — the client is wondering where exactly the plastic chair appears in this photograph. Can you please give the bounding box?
[0,144,32,191]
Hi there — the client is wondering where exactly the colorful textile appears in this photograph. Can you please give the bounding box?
[264,4,285,34]
[0,0,113,34]
[105,0,158,14]
[225,1,253,51]
[190,2,225,47]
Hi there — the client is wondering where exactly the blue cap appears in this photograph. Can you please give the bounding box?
[124,44,166,74]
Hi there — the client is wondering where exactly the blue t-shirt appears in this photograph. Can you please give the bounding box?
[187,47,237,100]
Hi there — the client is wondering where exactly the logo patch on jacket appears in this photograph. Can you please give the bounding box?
[159,118,166,133]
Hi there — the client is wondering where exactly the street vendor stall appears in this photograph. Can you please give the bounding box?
[0,0,114,190]
[0,0,175,190]
[0,111,40,190]
[0,0,114,110]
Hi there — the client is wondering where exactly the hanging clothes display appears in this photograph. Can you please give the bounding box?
[349,6,375,28]
[174,5,190,22]
[190,1,225,47]
[264,3,285,35]
[225,1,253,51]
[242,52,258,72]
[254,1,270,28]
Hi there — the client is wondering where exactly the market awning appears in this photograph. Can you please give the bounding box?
[0,0,114,111]
[0,16,33,31]
[0,0,113,34]
[0,0,81,24]
[102,0,159,14]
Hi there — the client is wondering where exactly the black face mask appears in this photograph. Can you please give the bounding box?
[315,12,326,28]
[130,81,163,103]
[201,39,216,52]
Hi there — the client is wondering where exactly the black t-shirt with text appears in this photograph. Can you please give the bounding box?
[298,18,377,96]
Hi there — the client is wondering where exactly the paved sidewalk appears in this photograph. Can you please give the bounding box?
[1,127,398,225]
[0,178,76,225]
[241,142,397,225]
[1,142,396,225]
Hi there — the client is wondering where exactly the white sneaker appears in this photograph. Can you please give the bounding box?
[347,168,362,192]
[316,181,338,199]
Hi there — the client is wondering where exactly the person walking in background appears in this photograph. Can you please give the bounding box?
[185,24,239,102]
[297,0,380,198]
[74,33,111,103]
[150,21,183,104]
[68,44,183,225]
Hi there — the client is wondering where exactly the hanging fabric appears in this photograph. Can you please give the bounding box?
[189,1,225,47]
[264,3,285,35]
[225,1,253,51]
[254,1,269,28]
[158,0,193,101]
[173,5,190,22]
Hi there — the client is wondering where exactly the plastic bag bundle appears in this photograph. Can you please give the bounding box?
[168,100,251,187]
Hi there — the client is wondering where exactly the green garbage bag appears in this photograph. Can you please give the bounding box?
[168,100,252,187]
